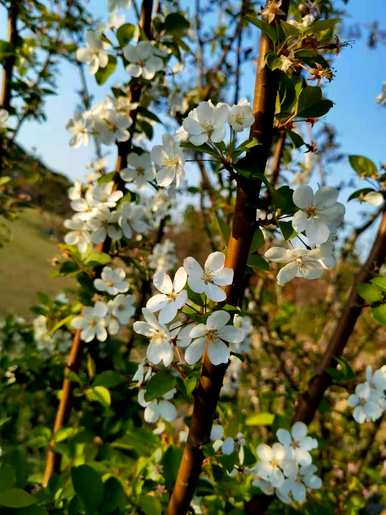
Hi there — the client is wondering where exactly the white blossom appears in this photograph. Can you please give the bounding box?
[88,207,122,244]
[184,251,233,302]
[133,308,174,366]
[228,99,254,132]
[151,134,185,188]
[118,202,150,238]
[121,152,155,188]
[64,216,91,253]
[123,41,164,80]
[138,388,177,423]
[94,266,128,295]
[292,185,345,245]
[182,100,229,146]
[76,30,109,75]
[72,302,108,342]
[276,422,318,466]
[184,310,243,366]
[264,246,328,285]
[146,267,188,324]
[149,239,177,273]
[347,366,386,423]
[67,112,92,148]
[255,443,296,488]
[109,293,135,324]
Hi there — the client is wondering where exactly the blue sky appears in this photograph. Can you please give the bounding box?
[1,0,385,234]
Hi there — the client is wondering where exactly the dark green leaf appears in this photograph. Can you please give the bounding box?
[348,187,375,201]
[162,446,182,489]
[116,23,137,46]
[164,13,190,37]
[247,254,269,271]
[245,15,277,43]
[287,130,305,148]
[71,465,104,514]
[93,370,124,388]
[101,477,126,512]
[250,228,265,252]
[139,495,162,515]
[279,221,295,240]
[296,86,333,118]
[144,371,177,402]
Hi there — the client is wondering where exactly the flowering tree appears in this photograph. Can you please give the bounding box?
[0,0,385,514]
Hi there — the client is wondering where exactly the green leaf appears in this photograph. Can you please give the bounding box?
[71,465,104,514]
[326,356,355,383]
[279,221,295,240]
[246,413,275,426]
[245,15,277,43]
[357,283,383,304]
[250,228,265,252]
[164,13,190,37]
[348,155,378,178]
[95,55,117,85]
[116,23,138,46]
[296,86,333,118]
[307,19,340,33]
[144,371,177,402]
[0,489,37,508]
[101,477,126,512]
[287,130,305,148]
[272,185,296,213]
[112,425,159,456]
[162,446,182,489]
[0,465,16,492]
[50,315,73,335]
[348,187,375,201]
[93,370,124,388]
[54,427,78,443]
[371,276,386,291]
[139,495,162,515]
[83,250,111,267]
[58,260,78,275]
[85,386,111,408]
[247,254,269,271]
[0,40,14,58]
[372,304,386,325]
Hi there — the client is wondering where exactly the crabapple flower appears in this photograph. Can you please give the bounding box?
[76,30,109,75]
[66,112,91,148]
[123,41,164,80]
[94,266,128,295]
[182,100,229,145]
[90,181,124,209]
[133,309,174,366]
[118,202,150,238]
[146,267,188,324]
[228,99,254,132]
[121,152,155,188]
[292,185,345,245]
[210,424,236,455]
[264,246,328,285]
[347,365,386,423]
[255,443,296,488]
[88,208,122,244]
[109,294,135,324]
[151,134,185,188]
[64,217,91,253]
[72,302,108,342]
[138,388,177,423]
[133,361,152,386]
[276,422,318,466]
[0,109,9,129]
[149,239,177,273]
[184,310,243,366]
[184,251,233,302]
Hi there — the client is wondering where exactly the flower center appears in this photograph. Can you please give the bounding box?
[202,121,214,134]
[206,330,217,343]
[163,156,179,169]
[202,271,214,283]
[305,205,317,217]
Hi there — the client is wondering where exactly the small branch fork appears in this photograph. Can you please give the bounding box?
[42,0,154,487]
[166,2,290,513]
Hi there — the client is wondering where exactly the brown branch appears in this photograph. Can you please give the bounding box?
[246,210,386,514]
[166,3,290,513]
[42,0,154,487]
[0,0,19,111]
[294,210,386,424]
[270,129,286,187]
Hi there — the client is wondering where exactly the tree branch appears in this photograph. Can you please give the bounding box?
[167,3,290,513]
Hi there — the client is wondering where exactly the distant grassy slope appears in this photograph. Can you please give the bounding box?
[0,209,72,316]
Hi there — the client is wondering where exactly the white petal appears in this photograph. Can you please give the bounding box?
[146,293,168,312]
[277,262,298,285]
[158,400,177,422]
[293,185,314,209]
[185,338,205,365]
[205,251,225,273]
[159,302,178,324]
[276,429,292,447]
[154,271,173,294]
[173,267,187,292]
[213,267,234,286]
[291,421,308,440]
[208,339,230,365]
[217,325,243,344]
[205,283,226,302]
[207,310,230,330]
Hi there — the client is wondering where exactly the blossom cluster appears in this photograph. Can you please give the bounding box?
[72,266,135,342]
[265,185,345,285]
[251,422,321,505]
[347,365,386,423]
